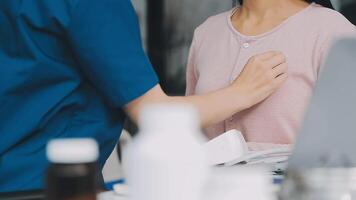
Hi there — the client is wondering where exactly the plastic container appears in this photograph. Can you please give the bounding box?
[124,103,209,200]
[203,166,276,200]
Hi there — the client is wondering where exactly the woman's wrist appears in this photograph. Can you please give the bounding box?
[226,85,252,113]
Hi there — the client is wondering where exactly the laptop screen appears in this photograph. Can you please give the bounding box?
[288,38,356,169]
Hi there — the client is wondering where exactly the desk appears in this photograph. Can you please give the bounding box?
[98,191,127,200]
[98,166,282,200]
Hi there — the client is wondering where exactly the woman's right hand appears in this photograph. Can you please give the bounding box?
[125,51,288,128]
[231,51,288,109]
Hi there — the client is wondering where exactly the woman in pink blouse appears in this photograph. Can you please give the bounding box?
[186,0,356,147]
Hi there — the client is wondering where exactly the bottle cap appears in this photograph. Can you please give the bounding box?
[47,138,99,164]
[139,103,200,133]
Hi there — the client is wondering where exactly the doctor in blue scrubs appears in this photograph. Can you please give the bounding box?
[0,0,288,192]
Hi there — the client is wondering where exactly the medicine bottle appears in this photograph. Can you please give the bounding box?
[46,138,99,200]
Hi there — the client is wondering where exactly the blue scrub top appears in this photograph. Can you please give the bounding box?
[0,0,158,192]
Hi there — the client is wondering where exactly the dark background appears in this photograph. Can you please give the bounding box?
[132,0,236,95]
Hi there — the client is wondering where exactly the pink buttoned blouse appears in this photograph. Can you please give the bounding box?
[186,3,356,145]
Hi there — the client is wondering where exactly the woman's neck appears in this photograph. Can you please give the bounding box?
[240,0,309,21]
[232,0,310,36]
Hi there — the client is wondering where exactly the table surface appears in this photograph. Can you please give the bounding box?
[98,191,128,200]
[98,166,283,200]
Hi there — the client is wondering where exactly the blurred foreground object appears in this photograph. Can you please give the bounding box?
[46,139,99,200]
[203,167,276,200]
[280,168,356,200]
[287,38,356,169]
[124,103,208,200]
[279,35,356,200]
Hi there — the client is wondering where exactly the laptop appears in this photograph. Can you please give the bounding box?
[287,37,356,169]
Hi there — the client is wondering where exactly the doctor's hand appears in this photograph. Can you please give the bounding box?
[231,51,288,109]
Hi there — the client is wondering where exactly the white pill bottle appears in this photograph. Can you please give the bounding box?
[124,103,208,200]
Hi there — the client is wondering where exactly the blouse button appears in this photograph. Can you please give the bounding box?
[243,42,250,49]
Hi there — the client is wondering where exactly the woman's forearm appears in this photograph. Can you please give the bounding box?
[125,51,288,128]
[124,85,246,128]
[169,86,248,127]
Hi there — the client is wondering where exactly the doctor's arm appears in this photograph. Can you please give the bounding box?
[125,51,288,128]
[66,0,287,128]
